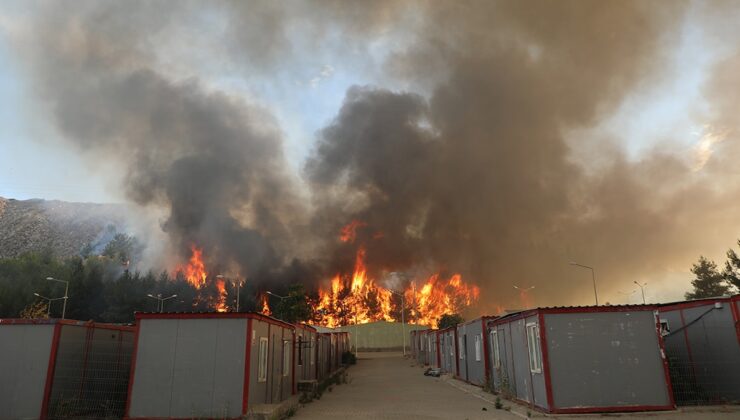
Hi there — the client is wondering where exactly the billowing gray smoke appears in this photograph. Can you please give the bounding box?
[8,1,740,310]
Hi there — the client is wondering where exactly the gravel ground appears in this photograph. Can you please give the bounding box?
[293,352,740,420]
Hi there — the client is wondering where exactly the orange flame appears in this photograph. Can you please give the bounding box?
[311,246,480,329]
[261,293,272,316]
[183,245,207,288]
[175,245,228,312]
[215,277,227,312]
[339,220,367,243]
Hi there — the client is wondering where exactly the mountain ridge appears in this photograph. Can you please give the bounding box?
[0,196,126,259]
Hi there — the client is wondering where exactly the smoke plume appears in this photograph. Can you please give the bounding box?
[6,1,740,311]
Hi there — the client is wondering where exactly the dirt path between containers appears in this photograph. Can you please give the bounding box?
[292,352,522,420]
[292,352,740,420]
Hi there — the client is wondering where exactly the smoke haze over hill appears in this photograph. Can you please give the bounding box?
[3,1,740,311]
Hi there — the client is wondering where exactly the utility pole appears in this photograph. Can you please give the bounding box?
[634,281,647,304]
[569,262,599,306]
[46,277,69,319]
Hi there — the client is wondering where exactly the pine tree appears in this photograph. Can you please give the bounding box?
[685,256,731,300]
[722,240,740,292]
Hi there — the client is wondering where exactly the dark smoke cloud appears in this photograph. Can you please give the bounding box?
[9,0,740,311]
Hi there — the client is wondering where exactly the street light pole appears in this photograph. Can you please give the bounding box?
[569,262,599,306]
[34,293,64,317]
[46,277,69,319]
[633,281,647,304]
[266,291,287,320]
[147,294,178,312]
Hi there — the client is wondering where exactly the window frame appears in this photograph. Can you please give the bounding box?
[458,336,464,359]
[474,334,482,361]
[283,339,291,377]
[297,335,303,366]
[526,322,542,373]
[310,337,315,365]
[491,330,500,368]
[258,337,268,382]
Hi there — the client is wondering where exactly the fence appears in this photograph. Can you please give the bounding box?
[46,324,134,419]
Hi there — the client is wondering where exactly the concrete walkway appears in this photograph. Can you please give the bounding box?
[293,352,522,420]
[293,352,740,420]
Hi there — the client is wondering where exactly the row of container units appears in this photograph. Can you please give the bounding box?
[0,314,352,420]
[657,295,740,405]
[125,313,350,419]
[0,319,134,420]
[486,306,674,414]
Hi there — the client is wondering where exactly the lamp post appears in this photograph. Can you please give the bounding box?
[569,262,599,306]
[147,294,178,312]
[34,293,65,317]
[266,291,287,320]
[217,275,242,312]
[389,289,406,356]
[633,281,647,304]
[46,277,69,319]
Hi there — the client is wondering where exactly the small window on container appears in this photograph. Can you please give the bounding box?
[258,337,268,382]
[458,336,464,359]
[283,339,291,376]
[474,335,481,361]
[297,336,303,366]
[659,319,670,337]
[311,337,315,365]
[491,330,500,368]
[526,323,542,373]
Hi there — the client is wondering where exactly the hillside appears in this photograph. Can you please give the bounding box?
[0,196,126,259]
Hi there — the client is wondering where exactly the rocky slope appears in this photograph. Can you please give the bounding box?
[0,196,126,259]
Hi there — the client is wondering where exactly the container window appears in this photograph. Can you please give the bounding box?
[283,339,291,376]
[310,337,315,365]
[491,330,500,368]
[526,323,542,373]
[458,336,464,359]
[258,337,268,382]
[474,335,481,361]
[659,319,670,337]
[297,336,303,366]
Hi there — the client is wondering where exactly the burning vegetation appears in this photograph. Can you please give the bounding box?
[173,222,480,328]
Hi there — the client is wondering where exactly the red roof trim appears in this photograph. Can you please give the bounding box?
[134,312,295,329]
[550,405,674,414]
[0,318,134,331]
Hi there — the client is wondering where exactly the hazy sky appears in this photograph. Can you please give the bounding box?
[0,1,739,308]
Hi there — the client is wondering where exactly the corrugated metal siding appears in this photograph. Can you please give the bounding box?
[128,318,247,418]
[0,323,55,420]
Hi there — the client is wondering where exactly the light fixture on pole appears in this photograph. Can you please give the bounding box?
[266,291,287,320]
[568,262,599,306]
[34,293,64,317]
[217,275,242,312]
[512,284,535,292]
[147,293,178,312]
[633,281,647,304]
[46,277,69,319]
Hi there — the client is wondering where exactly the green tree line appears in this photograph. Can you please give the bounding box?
[686,239,740,299]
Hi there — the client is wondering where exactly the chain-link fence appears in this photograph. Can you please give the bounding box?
[46,324,134,419]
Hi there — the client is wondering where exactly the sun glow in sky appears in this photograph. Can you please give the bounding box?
[1,2,739,307]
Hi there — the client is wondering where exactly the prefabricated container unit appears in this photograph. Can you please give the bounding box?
[415,329,430,365]
[658,295,740,405]
[487,305,674,414]
[125,312,295,419]
[0,318,134,420]
[428,330,440,368]
[294,324,318,388]
[438,326,458,375]
[315,332,331,381]
[409,330,418,358]
[456,317,493,386]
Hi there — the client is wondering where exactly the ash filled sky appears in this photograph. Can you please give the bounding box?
[0,1,739,310]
